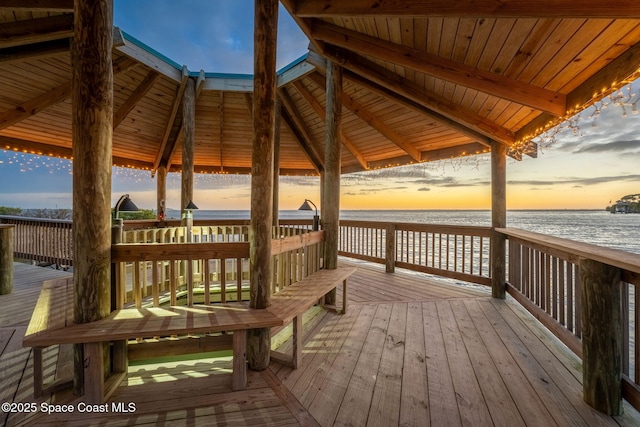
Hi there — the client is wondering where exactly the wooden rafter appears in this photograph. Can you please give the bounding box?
[0,1,73,12]
[319,45,516,146]
[278,88,324,172]
[0,14,73,49]
[292,80,368,170]
[0,56,136,131]
[0,38,69,63]
[166,71,207,170]
[307,51,491,148]
[114,71,160,128]
[312,21,566,116]
[294,0,640,18]
[152,65,189,173]
[307,72,421,162]
[343,142,489,174]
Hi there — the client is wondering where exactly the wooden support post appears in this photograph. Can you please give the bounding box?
[248,0,278,371]
[581,258,622,415]
[181,78,195,217]
[323,61,342,305]
[232,330,247,391]
[491,140,506,299]
[0,224,14,295]
[83,342,105,404]
[272,96,281,229]
[72,0,114,396]
[385,223,396,273]
[157,163,167,222]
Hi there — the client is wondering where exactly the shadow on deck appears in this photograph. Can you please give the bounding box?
[2,261,639,426]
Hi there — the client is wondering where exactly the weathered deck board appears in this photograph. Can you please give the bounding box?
[3,261,640,426]
[0,263,72,427]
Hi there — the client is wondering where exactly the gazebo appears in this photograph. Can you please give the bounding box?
[2,0,640,423]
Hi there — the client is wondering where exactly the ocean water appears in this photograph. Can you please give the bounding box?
[190,209,640,255]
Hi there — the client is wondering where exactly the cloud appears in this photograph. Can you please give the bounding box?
[417,187,431,192]
[572,140,640,154]
[509,174,640,187]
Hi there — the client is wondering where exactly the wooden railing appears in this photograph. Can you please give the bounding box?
[500,227,640,411]
[339,220,492,286]
[111,230,324,308]
[0,215,73,268]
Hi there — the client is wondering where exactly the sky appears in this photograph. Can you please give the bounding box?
[0,0,639,211]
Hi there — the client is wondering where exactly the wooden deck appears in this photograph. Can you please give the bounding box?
[2,261,640,426]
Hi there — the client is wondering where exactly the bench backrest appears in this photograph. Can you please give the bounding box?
[111,229,324,310]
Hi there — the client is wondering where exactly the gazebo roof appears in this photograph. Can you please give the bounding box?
[1,2,640,176]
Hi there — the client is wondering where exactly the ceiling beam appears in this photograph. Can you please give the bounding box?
[294,0,640,18]
[0,56,136,131]
[317,45,516,146]
[0,38,69,64]
[308,51,491,148]
[0,14,74,49]
[152,65,189,173]
[291,80,368,170]
[342,142,489,174]
[307,71,422,162]
[166,71,208,169]
[312,21,566,116]
[0,1,73,12]
[114,71,160,129]
[278,88,325,172]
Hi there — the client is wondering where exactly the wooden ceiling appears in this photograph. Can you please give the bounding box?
[1,1,640,176]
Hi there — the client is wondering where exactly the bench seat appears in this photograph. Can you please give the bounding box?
[22,266,356,403]
[23,303,282,347]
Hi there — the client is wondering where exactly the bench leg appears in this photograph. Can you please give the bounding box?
[83,342,104,404]
[32,348,43,398]
[292,315,303,369]
[232,330,247,391]
[343,279,348,314]
[112,339,128,374]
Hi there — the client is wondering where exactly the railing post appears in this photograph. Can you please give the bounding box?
[0,224,14,295]
[385,224,396,273]
[580,258,622,415]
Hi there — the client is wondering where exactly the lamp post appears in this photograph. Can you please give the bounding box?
[112,194,139,245]
[183,200,198,242]
[298,199,319,231]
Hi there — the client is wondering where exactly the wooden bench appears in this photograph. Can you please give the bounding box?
[23,266,355,403]
[23,277,74,398]
[268,266,355,368]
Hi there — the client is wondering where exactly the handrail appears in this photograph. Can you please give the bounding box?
[498,227,640,275]
[0,215,73,267]
[339,219,492,286]
[500,227,640,411]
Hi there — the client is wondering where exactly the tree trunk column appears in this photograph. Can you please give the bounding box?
[581,258,622,415]
[323,61,342,305]
[491,140,506,299]
[71,0,114,396]
[181,78,196,217]
[272,96,281,229]
[0,224,14,295]
[157,164,167,222]
[248,0,278,371]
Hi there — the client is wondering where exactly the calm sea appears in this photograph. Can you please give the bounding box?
[188,209,640,255]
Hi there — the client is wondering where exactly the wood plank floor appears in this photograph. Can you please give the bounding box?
[3,261,640,426]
